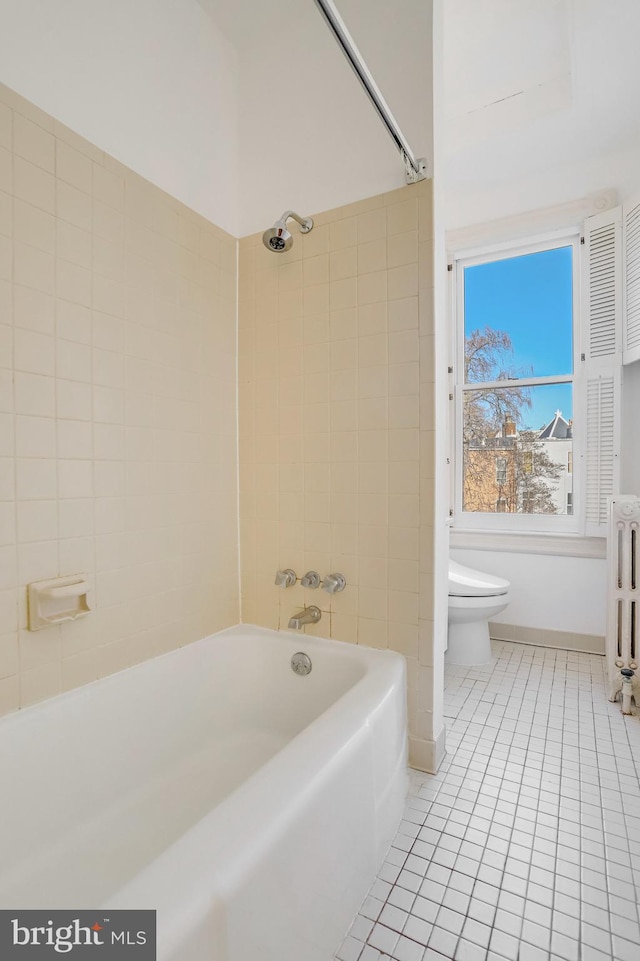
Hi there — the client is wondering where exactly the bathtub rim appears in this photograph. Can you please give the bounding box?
[0,622,403,734]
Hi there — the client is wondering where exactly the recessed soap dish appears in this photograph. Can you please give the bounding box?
[27,575,91,632]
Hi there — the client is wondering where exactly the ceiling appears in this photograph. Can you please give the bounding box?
[198,0,640,232]
[443,0,640,222]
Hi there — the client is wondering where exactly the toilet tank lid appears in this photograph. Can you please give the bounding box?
[449,560,510,597]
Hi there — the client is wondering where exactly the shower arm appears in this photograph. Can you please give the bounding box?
[312,0,427,184]
[278,210,313,233]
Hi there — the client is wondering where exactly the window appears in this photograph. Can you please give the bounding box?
[450,198,636,540]
[454,233,579,532]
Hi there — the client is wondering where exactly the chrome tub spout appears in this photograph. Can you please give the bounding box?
[288,606,321,630]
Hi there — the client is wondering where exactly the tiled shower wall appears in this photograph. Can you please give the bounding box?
[238,181,436,746]
[0,83,239,716]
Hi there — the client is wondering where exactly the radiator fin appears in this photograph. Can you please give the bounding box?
[607,497,640,701]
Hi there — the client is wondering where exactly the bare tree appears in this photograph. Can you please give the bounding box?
[506,431,563,514]
[463,327,532,444]
[462,328,564,514]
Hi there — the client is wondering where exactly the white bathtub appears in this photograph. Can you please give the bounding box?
[0,625,406,961]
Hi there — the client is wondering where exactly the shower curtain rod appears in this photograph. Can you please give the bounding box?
[312,0,427,183]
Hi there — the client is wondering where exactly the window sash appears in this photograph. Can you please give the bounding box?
[453,230,581,534]
[461,373,573,393]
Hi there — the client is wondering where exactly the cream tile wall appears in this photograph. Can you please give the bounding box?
[238,181,435,745]
[0,83,239,717]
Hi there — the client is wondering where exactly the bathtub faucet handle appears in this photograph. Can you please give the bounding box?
[321,572,346,594]
[301,570,320,589]
[274,569,297,588]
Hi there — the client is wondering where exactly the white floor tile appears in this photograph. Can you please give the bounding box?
[518,943,550,961]
[392,934,426,961]
[336,935,364,961]
[368,923,398,954]
[454,938,488,961]
[461,916,492,949]
[521,917,551,951]
[350,916,375,941]
[428,926,459,957]
[334,641,640,961]
[388,886,417,913]
[492,907,521,939]
[403,915,433,945]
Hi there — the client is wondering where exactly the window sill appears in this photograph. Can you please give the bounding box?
[450,527,606,559]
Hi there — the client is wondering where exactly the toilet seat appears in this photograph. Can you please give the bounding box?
[448,560,509,598]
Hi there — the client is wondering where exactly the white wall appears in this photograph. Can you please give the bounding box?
[445,143,640,234]
[0,0,238,233]
[451,549,607,637]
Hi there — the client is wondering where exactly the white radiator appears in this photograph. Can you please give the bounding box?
[607,495,640,706]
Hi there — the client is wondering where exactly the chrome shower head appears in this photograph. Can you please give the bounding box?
[263,222,293,252]
[262,210,313,252]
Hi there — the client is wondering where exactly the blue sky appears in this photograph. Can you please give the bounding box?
[464,246,573,430]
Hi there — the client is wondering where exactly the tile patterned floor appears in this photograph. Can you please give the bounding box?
[335,641,640,961]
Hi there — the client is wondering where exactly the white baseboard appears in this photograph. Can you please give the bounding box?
[409,726,446,774]
[489,621,605,655]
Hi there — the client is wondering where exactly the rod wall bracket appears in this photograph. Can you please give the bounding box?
[405,157,428,185]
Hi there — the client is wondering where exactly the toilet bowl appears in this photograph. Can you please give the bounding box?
[447,560,510,665]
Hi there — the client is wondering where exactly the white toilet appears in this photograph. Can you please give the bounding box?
[447,560,510,666]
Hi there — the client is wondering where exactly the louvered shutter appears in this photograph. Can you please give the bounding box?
[623,192,640,365]
[581,207,622,536]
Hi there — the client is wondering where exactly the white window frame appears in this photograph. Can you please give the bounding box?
[452,228,582,534]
